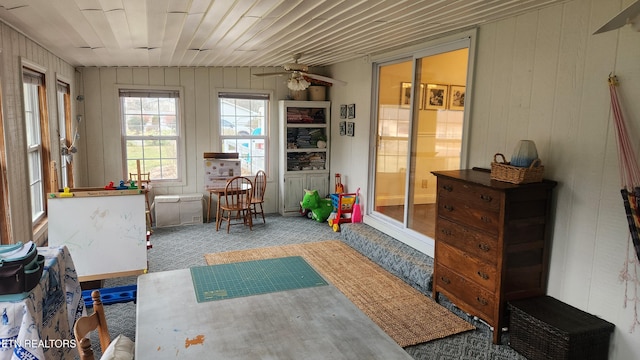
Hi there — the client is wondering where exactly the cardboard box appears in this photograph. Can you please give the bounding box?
[154,193,204,227]
[204,159,241,190]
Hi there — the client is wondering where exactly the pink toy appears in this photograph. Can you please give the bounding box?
[351,188,362,223]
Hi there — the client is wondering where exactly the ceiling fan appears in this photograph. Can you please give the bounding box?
[594,0,640,34]
[253,53,347,91]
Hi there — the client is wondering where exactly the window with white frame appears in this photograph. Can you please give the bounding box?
[120,89,181,181]
[218,92,268,176]
[23,68,49,223]
[56,80,72,188]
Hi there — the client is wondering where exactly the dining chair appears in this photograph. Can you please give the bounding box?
[251,170,267,223]
[218,176,253,233]
[74,290,135,360]
[128,168,152,231]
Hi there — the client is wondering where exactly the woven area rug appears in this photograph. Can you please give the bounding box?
[204,240,474,347]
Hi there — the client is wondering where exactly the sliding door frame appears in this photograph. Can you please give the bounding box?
[366,29,478,257]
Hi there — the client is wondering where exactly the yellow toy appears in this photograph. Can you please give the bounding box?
[59,187,74,198]
[327,192,356,232]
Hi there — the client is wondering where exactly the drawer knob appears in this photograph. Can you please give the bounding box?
[441,229,452,236]
[478,243,490,252]
[477,271,489,280]
[480,216,491,223]
[443,185,453,192]
[476,296,488,306]
[443,205,454,212]
[480,194,493,202]
[440,276,451,285]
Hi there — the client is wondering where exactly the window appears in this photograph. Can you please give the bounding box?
[218,93,268,175]
[23,68,50,224]
[120,89,181,181]
[56,80,73,188]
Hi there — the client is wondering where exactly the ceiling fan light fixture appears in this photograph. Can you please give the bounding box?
[287,73,310,91]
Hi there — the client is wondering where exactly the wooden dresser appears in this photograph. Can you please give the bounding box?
[431,169,556,344]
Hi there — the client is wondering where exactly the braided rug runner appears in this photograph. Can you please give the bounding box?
[205,240,474,347]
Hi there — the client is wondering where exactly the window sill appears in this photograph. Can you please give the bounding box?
[33,218,48,247]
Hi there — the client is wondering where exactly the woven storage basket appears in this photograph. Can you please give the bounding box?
[508,296,615,360]
[491,153,544,184]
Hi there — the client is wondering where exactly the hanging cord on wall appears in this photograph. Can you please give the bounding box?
[609,74,640,332]
[620,234,640,332]
[61,115,81,163]
[609,75,640,189]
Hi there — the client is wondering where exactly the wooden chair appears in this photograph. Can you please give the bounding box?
[218,176,253,233]
[74,290,111,360]
[129,159,153,231]
[74,290,135,360]
[251,170,267,223]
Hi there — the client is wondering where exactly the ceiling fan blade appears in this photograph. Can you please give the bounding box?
[253,72,290,77]
[594,0,640,34]
[303,72,347,86]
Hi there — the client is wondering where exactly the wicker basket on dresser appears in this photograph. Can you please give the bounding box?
[431,169,557,344]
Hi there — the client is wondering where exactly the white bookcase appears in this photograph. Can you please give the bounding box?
[278,100,330,216]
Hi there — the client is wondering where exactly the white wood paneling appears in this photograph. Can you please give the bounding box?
[180,67,196,194]
[326,1,639,358]
[100,68,120,180]
[82,67,104,186]
[0,22,75,245]
[76,66,289,214]
[194,67,210,196]
[2,0,638,357]
[0,0,574,68]
[463,0,639,358]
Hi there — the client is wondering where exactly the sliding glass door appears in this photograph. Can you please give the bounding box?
[373,43,470,239]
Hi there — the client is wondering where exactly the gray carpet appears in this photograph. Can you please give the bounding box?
[95,214,526,360]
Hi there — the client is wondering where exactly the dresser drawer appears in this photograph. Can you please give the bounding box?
[436,195,500,235]
[436,242,498,292]
[437,178,501,211]
[435,265,496,321]
[436,217,499,266]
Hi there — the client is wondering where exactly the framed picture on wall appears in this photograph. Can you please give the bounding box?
[400,82,412,108]
[339,121,347,136]
[449,85,465,111]
[347,104,356,118]
[340,104,348,119]
[401,82,426,109]
[424,84,448,110]
[346,122,355,137]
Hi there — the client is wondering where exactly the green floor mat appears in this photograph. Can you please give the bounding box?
[190,256,328,302]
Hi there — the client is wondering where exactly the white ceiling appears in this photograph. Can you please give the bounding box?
[0,0,571,68]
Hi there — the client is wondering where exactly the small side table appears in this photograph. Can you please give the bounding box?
[508,296,615,360]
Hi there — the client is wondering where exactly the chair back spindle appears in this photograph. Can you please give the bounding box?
[74,290,111,360]
[251,170,267,223]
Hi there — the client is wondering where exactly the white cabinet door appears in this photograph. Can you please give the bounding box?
[283,175,305,215]
[306,173,330,198]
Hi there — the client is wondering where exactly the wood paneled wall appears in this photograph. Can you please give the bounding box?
[468,1,640,357]
[76,66,291,214]
[0,22,75,245]
[329,0,640,358]
[3,0,637,357]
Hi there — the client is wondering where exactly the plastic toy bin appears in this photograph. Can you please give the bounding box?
[330,193,355,211]
[154,193,204,227]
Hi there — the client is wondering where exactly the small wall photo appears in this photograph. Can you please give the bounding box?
[425,84,447,110]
